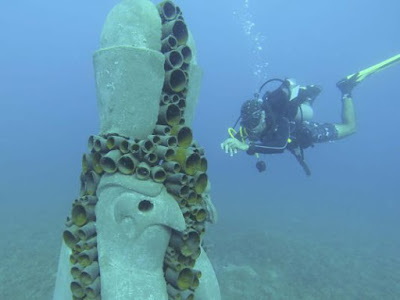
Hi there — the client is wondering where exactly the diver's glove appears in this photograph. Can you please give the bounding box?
[336,73,358,97]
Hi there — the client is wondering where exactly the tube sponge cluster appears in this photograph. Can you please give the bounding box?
[156,2,207,298]
[65,127,208,299]
[63,194,100,299]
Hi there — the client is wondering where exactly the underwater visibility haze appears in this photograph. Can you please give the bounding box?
[0,0,399,299]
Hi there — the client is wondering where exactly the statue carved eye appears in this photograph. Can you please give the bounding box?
[138,200,153,212]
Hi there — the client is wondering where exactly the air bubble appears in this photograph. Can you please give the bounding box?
[233,0,269,84]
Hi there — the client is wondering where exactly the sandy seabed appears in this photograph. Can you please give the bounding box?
[1,206,399,300]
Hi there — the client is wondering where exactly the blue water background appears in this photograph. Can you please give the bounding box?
[0,0,399,298]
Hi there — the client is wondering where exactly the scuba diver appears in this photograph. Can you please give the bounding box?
[221,53,400,175]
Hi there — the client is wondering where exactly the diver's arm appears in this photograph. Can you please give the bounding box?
[247,142,286,155]
[247,144,286,155]
[221,135,286,156]
[221,117,290,156]
[334,94,357,138]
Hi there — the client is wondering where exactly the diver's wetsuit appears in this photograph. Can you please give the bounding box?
[246,116,338,155]
[244,79,339,175]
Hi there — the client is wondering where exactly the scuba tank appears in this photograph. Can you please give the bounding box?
[259,78,321,122]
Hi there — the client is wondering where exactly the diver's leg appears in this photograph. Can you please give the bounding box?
[334,94,356,138]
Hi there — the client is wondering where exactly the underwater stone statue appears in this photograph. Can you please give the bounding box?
[53,0,221,299]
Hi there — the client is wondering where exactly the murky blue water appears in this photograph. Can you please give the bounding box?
[1,0,399,299]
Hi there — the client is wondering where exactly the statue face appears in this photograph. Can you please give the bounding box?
[95,173,186,269]
[92,173,186,299]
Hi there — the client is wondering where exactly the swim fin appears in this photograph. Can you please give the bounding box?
[337,53,400,95]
